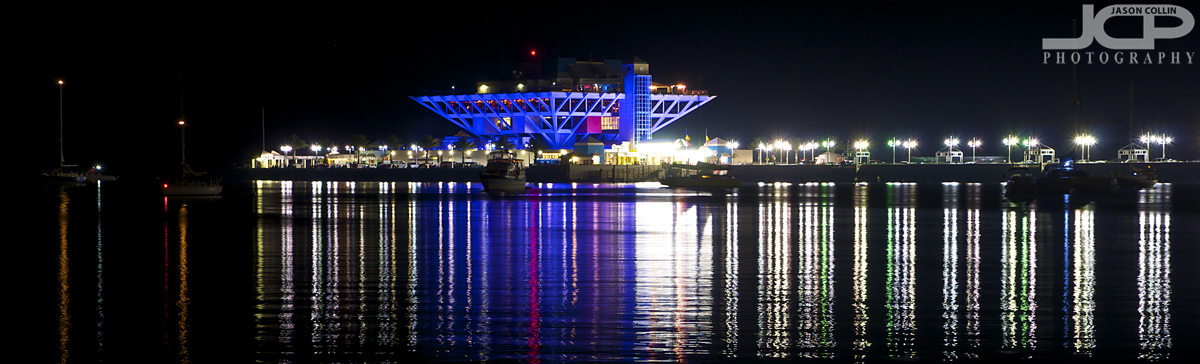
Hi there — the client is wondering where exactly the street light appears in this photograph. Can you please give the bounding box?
[943,138,959,164]
[281,145,293,167]
[887,138,899,164]
[853,140,869,165]
[967,139,981,163]
[1023,138,1039,164]
[902,140,917,163]
[1073,135,1096,162]
[1002,136,1019,164]
[1140,134,1173,161]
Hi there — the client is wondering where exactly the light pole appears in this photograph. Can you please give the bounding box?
[902,140,917,163]
[1023,138,1039,163]
[281,145,293,167]
[887,138,898,164]
[967,139,981,163]
[1142,134,1173,161]
[853,140,869,165]
[944,138,959,163]
[1002,136,1019,164]
[1073,135,1095,162]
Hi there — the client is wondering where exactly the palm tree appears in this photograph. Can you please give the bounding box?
[494,138,515,152]
[452,139,477,164]
[350,134,369,164]
[527,137,549,164]
[751,137,766,164]
[384,134,402,163]
[286,134,308,166]
[417,135,440,164]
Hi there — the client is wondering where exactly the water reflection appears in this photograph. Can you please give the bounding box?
[1138,185,1171,360]
[885,183,917,358]
[239,181,1193,362]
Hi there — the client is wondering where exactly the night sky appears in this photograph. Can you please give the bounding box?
[19,1,1200,176]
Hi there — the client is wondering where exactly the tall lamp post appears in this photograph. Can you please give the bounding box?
[902,140,917,163]
[967,139,981,163]
[280,145,293,167]
[1073,135,1096,162]
[1141,134,1173,161]
[1002,136,1019,164]
[887,138,899,164]
[944,138,959,164]
[853,140,869,165]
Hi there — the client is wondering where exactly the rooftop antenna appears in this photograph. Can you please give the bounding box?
[262,107,266,153]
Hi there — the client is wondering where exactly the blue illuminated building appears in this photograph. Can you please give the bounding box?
[411,57,715,149]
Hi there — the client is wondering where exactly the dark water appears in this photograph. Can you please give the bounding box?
[29,181,1200,363]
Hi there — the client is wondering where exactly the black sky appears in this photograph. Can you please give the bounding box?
[18,1,1200,175]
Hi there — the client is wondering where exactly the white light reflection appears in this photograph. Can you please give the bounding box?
[796,183,835,358]
[1001,208,1037,349]
[1138,209,1171,359]
[885,183,917,358]
[1069,207,1096,354]
[758,188,792,358]
[852,183,869,357]
[942,184,960,359]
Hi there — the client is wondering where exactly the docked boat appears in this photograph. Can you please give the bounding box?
[480,151,526,191]
[1003,167,1036,195]
[1113,165,1157,188]
[162,163,222,196]
[43,167,86,184]
[161,181,223,196]
[1034,161,1113,194]
[660,162,742,188]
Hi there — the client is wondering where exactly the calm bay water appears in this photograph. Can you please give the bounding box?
[32,181,1200,362]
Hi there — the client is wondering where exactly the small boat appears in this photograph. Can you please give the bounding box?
[660,162,742,188]
[1034,160,1112,194]
[43,167,86,184]
[1003,167,1036,195]
[480,151,527,191]
[161,181,223,196]
[162,163,222,196]
[1114,165,1157,188]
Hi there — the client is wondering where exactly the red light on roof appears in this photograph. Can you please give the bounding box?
[531,50,536,56]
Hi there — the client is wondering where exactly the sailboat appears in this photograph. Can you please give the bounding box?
[43,80,86,184]
[161,78,222,196]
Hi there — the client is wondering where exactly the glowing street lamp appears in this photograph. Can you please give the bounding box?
[902,140,917,163]
[281,145,293,167]
[967,139,982,163]
[1073,135,1096,162]
[1141,134,1173,161]
[1002,136,1020,164]
[886,138,900,164]
[853,140,869,165]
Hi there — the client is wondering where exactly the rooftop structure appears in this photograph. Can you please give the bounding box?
[411,57,715,149]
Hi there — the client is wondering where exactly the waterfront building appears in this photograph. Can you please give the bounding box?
[410,56,715,151]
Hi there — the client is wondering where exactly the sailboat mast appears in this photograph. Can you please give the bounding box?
[59,80,65,167]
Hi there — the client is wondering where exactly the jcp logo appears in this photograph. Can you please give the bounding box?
[1043,4,1194,50]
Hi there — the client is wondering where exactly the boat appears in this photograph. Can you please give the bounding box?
[162,164,222,196]
[660,162,743,188]
[1034,160,1113,194]
[1003,167,1036,195]
[1113,165,1157,188]
[43,167,86,184]
[479,151,526,191]
[161,180,223,196]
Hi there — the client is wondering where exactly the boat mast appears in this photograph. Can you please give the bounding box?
[59,79,65,167]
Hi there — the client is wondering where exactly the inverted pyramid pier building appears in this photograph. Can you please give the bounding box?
[411,57,715,149]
